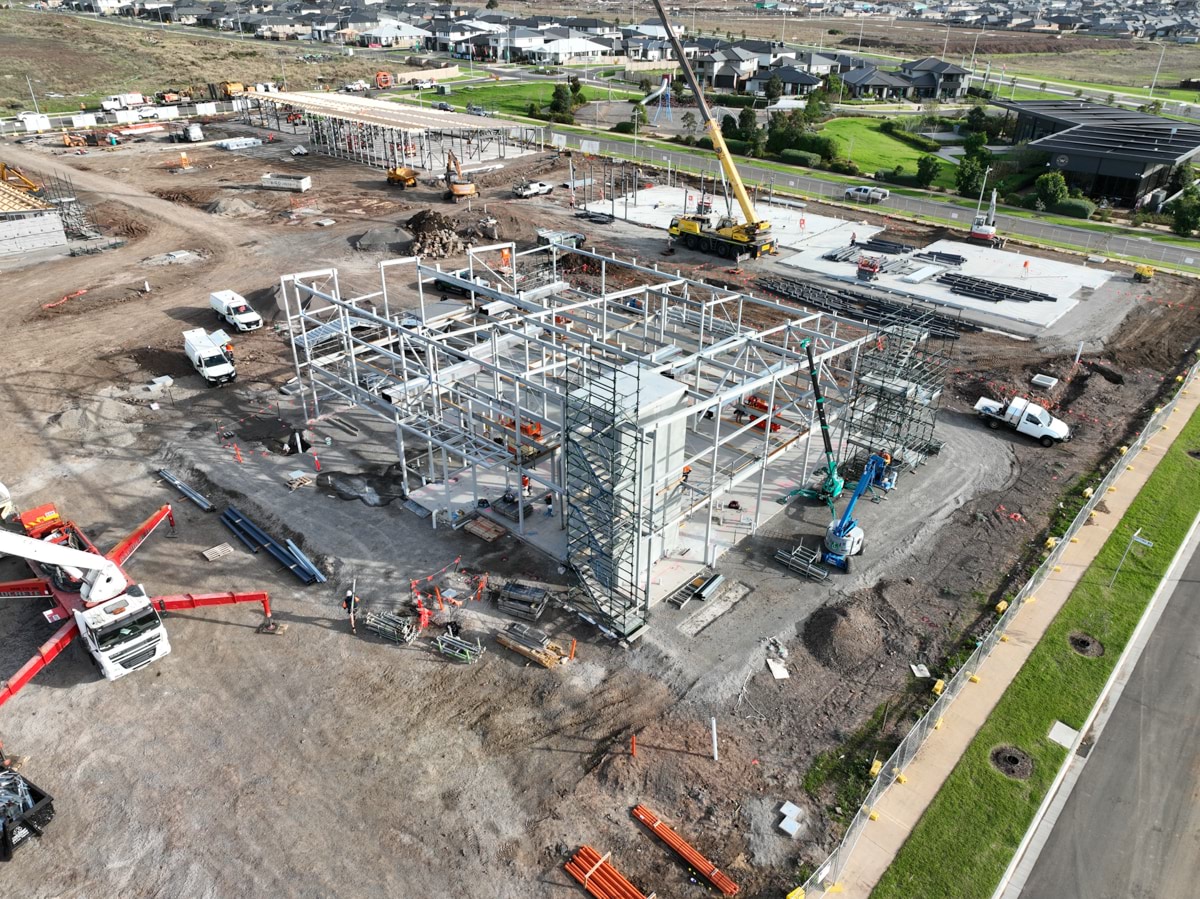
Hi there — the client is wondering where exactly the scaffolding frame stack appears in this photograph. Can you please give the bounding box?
[837,311,952,479]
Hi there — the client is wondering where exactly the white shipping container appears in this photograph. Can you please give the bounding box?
[195,102,218,115]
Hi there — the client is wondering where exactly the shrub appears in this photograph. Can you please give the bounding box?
[711,93,756,108]
[611,120,636,134]
[781,148,822,166]
[1050,198,1096,219]
[795,132,838,161]
[1035,171,1069,207]
[548,112,575,124]
[697,136,714,150]
[724,137,750,155]
[829,160,861,176]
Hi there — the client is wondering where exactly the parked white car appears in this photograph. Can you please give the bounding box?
[844,185,890,203]
[513,181,554,198]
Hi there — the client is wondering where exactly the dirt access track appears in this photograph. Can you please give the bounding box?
[1,126,1198,898]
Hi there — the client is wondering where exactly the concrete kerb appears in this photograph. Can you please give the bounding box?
[993,506,1200,899]
[790,363,1200,899]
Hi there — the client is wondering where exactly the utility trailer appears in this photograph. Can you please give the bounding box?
[0,765,54,860]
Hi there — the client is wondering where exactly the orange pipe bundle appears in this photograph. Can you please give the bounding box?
[631,804,739,896]
[564,846,652,899]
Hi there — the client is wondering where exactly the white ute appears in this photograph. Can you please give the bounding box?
[513,181,554,198]
[210,290,263,331]
[844,185,890,203]
[184,328,237,385]
[974,396,1071,447]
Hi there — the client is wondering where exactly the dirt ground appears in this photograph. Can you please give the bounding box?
[1,118,1198,898]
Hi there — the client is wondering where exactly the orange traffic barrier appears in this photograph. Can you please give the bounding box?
[564,846,652,899]
[631,804,739,896]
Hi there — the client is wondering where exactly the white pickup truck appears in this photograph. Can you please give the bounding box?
[844,185,890,203]
[184,328,236,385]
[974,396,1071,447]
[513,181,554,198]
[210,290,263,332]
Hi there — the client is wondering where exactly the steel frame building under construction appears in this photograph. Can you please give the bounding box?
[280,245,886,638]
[250,90,542,174]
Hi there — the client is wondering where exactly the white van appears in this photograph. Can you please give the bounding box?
[184,328,236,385]
[209,290,263,331]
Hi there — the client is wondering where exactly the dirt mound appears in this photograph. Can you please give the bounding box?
[354,226,411,253]
[206,197,261,216]
[153,188,216,208]
[46,386,143,448]
[803,600,885,673]
[407,209,466,258]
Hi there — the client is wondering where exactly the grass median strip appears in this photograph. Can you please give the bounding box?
[873,390,1200,899]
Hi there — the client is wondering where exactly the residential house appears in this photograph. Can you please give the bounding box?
[841,66,913,99]
[898,56,970,98]
[731,38,789,67]
[487,26,546,61]
[695,47,759,90]
[746,65,822,96]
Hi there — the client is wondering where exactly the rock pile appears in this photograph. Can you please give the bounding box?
[406,209,466,258]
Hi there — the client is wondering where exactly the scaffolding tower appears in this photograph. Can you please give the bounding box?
[563,359,647,638]
[838,311,951,479]
[39,173,98,240]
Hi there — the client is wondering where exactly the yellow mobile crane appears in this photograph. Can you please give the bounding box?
[651,0,774,260]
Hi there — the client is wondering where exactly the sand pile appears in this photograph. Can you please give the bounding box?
[47,386,144,449]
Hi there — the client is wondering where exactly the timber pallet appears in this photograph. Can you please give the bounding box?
[202,543,234,562]
[464,516,506,542]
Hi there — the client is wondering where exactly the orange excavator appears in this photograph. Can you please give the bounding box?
[444,150,477,202]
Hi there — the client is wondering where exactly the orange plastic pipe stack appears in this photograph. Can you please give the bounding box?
[564,845,651,899]
[631,804,740,896]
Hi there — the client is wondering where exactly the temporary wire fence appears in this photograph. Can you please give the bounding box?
[793,361,1198,898]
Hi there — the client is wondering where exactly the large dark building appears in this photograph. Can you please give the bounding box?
[994,100,1200,207]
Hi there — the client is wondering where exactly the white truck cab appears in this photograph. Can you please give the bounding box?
[75,586,172,680]
[210,290,263,331]
[184,328,237,385]
[975,396,1071,446]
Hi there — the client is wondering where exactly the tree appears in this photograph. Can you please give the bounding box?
[966,104,988,132]
[1170,162,1196,194]
[681,110,698,137]
[826,72,844,103]
[638,76,652,94]
[737,105,759,140]
[721,114,739,138]
[569,76,582,96]
[955,156,986,198]
[671,77,687,105]
[765,73,784,103]
[803,88,827,123]
[1105,92,1116,105]
[963,130,989,160]
[1035,171,1069,207]
[486,0,498,7]
[1171,188,1200,237]
[549,84,573,117]
[916,155,942,189]
[1073,88,1083,98]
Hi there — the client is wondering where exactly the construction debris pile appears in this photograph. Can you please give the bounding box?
[406,209,466,258]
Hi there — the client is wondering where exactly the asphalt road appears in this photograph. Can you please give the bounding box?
[1019,530,1200,899]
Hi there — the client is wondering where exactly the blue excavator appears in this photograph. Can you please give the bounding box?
[822,451,896,572]
[780,339,844,512]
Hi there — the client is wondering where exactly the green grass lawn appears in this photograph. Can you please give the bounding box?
[820,117,957,189]
[874,394,1200,899]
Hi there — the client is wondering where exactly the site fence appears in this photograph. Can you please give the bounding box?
[792,360,1199,899]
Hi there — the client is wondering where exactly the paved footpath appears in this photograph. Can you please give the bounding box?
[829,378,1200,897]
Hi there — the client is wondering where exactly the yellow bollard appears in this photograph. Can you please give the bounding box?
[869,759,883,777]
[934,716,944,730]
[969,674,981,683]
[996,599,1009,613]
[932,679,945,695]
[868,809,879,821]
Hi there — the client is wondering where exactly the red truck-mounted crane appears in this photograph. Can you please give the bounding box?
[0,502,274,710]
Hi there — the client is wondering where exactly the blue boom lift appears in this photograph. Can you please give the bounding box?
[822,451,896,572]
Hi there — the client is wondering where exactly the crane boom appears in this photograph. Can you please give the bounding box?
[650,0,766,236]
[803,339,844,502]
[0,527,127,604]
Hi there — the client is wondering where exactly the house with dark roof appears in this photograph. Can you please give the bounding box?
[899,56,970,98]
[746,65,822,97]
[841,66,912,99]
[995,99,1200,205]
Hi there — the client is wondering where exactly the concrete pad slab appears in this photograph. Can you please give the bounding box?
[1048,720,1079,749]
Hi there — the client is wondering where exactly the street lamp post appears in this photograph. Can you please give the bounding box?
[1148,42,1167,100]
[969,25,985,75]
[26,76,41,115]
